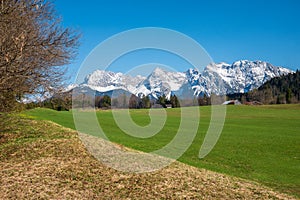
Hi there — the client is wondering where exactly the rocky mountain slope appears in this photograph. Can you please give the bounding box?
[76,60,292,99]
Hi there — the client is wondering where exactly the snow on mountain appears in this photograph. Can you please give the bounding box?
[74,60,293,99]
[198,60,292,95]
[135,67,187,99]
[64,84,78,92]
[81,70,146,93]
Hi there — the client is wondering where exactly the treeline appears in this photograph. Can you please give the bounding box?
[98,94,181,109]
[74,94,151,109]
[228,70,300,104]
[27,91,225,111]
[28,92,182,111]
[26,91,72,111]
[157,94,180,108]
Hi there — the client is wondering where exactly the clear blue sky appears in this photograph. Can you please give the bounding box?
[54,0,300,81]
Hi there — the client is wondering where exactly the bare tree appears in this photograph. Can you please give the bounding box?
[0,0,79,112]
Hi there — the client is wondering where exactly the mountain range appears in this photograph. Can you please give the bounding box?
[73,60,293,99]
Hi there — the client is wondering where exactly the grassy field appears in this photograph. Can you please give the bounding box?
[1,114,295,199]
[24,104,300,197]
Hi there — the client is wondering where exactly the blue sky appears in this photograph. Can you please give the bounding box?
[54,0,300,82]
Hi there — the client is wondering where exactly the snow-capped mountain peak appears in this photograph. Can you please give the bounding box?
[205,60,293,94]
[74,60,293,99]
[134,67,187,99]
[82,70,146,93]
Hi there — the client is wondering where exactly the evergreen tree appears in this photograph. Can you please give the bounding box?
[286,88,292,104]
[158,95,167,108]
[129,94,138,109]
[142,95,151,108]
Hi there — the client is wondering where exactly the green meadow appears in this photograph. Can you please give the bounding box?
[24,104,300,197]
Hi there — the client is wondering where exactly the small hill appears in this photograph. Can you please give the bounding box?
[0,115,296,199]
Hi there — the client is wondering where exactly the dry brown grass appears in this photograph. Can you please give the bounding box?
[0,116,297,199]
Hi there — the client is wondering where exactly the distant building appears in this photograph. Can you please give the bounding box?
[222,100,241,105]
[165,104,172,108]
